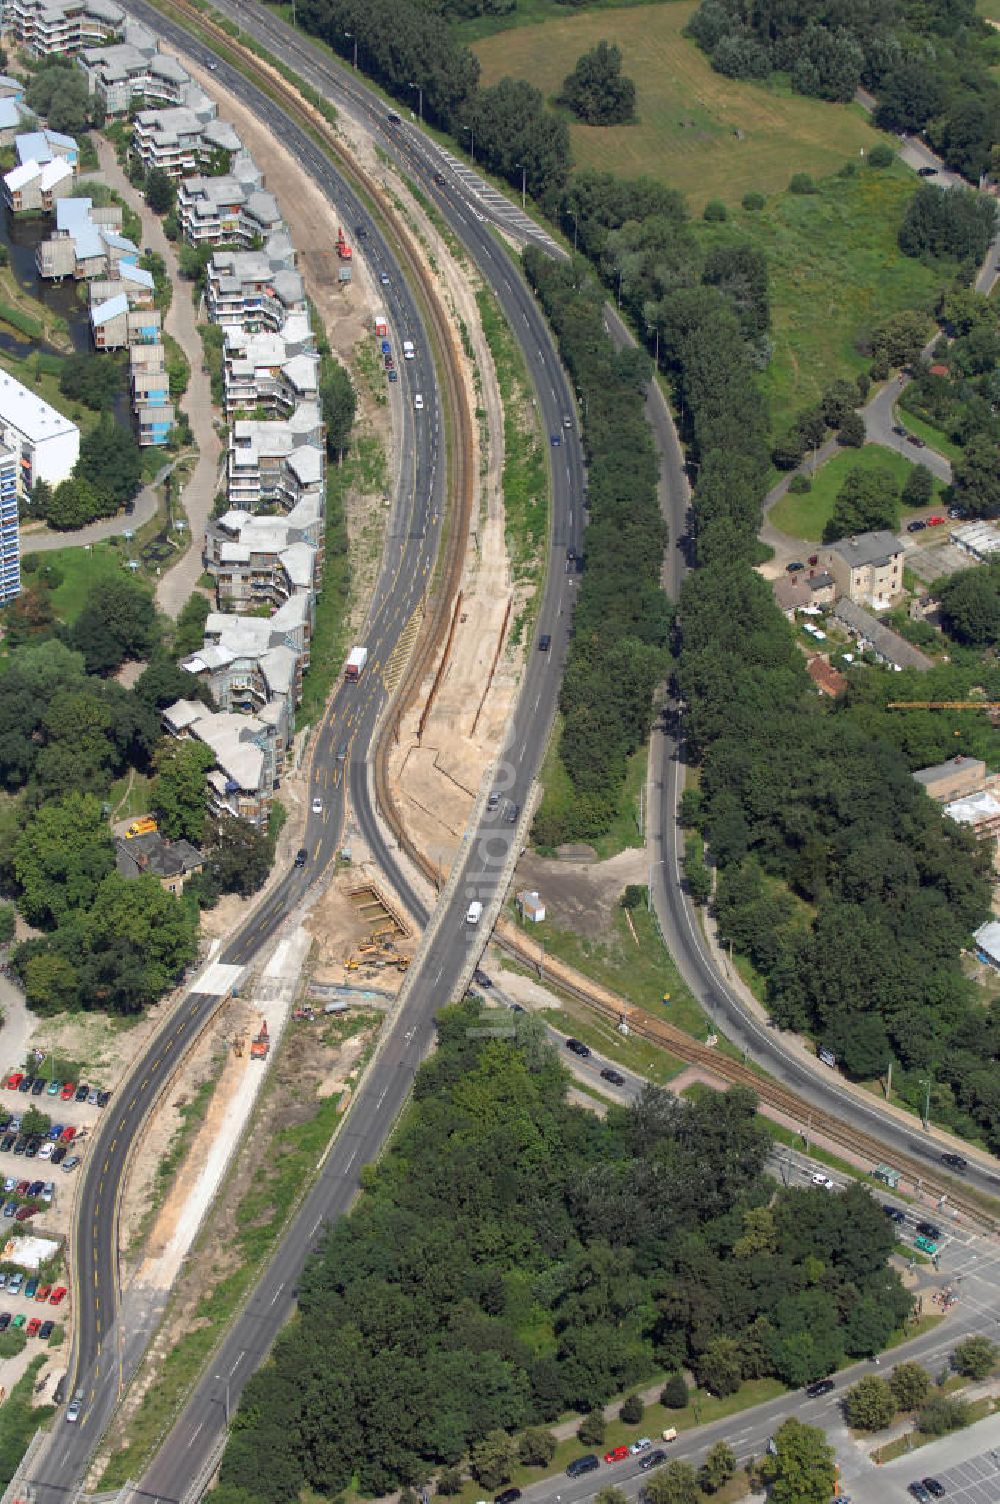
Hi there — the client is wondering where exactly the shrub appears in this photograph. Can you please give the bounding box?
[518,1428,557,1467]
[918,1393,971,1435]
[788,474,812,494]
[578,1408,606,1446]
[620,1393,645,1424]
[869,144,894,168]
[703,199,728,221]
[437,1472,463,1497]
[661,1373,689,1409]
[742,191,765,211]
[789,173,817,194]
[952,1336,997,1380]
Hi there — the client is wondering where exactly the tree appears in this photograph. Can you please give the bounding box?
[660,1374,688,1409]
[560,41,636,126]
[71,575,159,674]
[518,1428,556,1467]
[695,1336,742,1396]
[578,1408,606,1446]
[14,793,114,929]
[843,1375,897,1431]
[837,411,865,447]
[698,1441,736,1494]
[937,563,1000,647]
[469,1431,515,1490]
[899,184,997,265]
[889,1362,931,1411]
[953,433,1000,518]
[868,144,894,169]
[174,591,212,657]
[823,464,900,542]
[58,352,122,411]
[144,167,176,214]
[703,199,727,222]
[20,1106,50,1138]
[203,818,270,898]
[0,904,14,946]
[760,1418,836,1504]
[952,1335,997,1380]
[620,1393,644,1423]
[789,173,816,194]
[901,464,934,510]
[918,1393,971,1435]
[641,1460,698,1504]
[25,61,93,134]
[152,739,214,843]
[319,358,357,457]
[871,310,930,368]
[437,1468,463,1494]
[75,412,142,507]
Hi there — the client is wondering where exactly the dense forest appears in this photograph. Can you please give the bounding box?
[688,0,1000,181]
[216,1005,910,1503]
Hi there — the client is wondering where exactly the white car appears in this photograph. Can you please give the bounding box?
[629,1438,652,1454]
[811,1172,835,1190]
[414,393,424,411]
[38,1143,53,1160]
[311,797,323,815]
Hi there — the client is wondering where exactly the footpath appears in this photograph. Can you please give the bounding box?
[93,139,222,619]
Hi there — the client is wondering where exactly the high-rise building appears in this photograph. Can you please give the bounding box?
[0,445,20,605]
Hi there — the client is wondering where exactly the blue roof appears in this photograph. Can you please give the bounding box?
[0,100,22,131]
[73,226,104,262]
[102,231,138,254]
[56,197,92,230]
[92,293,129,324]
[120,264,155,289]
[45,130,77,150]
[16,131,50,165]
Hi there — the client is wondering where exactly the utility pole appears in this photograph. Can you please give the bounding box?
[463,125,475,164]
[410,81,423,125]
[344,30,357,67]
[515,162,526,209]
[920,1077,932,1130]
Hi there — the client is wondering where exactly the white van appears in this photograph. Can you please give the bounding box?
[402,340,415,360]
[466,900,483,926]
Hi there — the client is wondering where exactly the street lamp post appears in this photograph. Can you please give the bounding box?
[617,267,624,308]
[919,1077,932,1130]
[514,161,526,209]
[215,1376,230,1424]
[344,30,357,68]
[569,210,578,251]
[410,81,423,125]
[463,124,475,164]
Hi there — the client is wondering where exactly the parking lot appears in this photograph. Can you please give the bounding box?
[924,1448,1000,1504]
[845,1413,1000,1504]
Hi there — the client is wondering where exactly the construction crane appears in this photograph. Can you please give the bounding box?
[887,702,1000,710]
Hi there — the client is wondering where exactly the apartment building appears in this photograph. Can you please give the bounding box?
[7,0,123,57]
[227,404,325,515]
[0,98,32,147]
[222,317,318,417]
[0,371,78,498]
[0,446,20,606]
[77,26,194,115]
[161,699,282,828]
[91,295,161,350]
[4,129,77,215]
[88,263,155,308]
[204,509,319,613]
[205,236,305,332]
[821,530,905,611]
[177,166,282,248]
[131,99,240,178]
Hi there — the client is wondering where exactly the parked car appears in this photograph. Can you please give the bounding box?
[47,1125,62,1141]
[24,1278,37,1299]
[907,519,927,532]
[38,1320,53,1339]
[0,1137,14,1154]
[97,1091,110,1108]
[639,1450,667,1472]
[30,1080,44,1097]
[5,1074,21,1091]
[914,1235,938,1254]
[13,1181,27,1196]
[45,1080,59,1097]
[17,1078,32,1094]
[473,970,492,989]
[494,1491,521,1504]
[908,1484,932,1504]
[11,1314,24,1330]
[565,1039,591,1058]
[15,1206,37,1221]
[916,1221,941,1240]
[566,1456,599,1478]
[51,1147,66,1166]
[892,424,907,436]
[38,1144,53,1161]
[917,166,937,177]
[907,434,926,448]
[921,1479,945,1499]
[87,1089,99,1106]
[2,1202,15,1219]
[629,1438,652,1454]
[60,1082,75,1101]
[603,1447,630,1464]
[927,515,945,526]
[810,1172,835,1190]
[59,1127,75,1143]
[41,1182,53,1204]
[61,1156,80,1173]
[26,1318,39,1337]
[74,1085,88,1103]
[600,1068,626,1086]
[35,1284,50,1303]
[0,1314,11,1331]
[786,561,805,573]
[49,1287,66,1306]
[882,1206,906,1227]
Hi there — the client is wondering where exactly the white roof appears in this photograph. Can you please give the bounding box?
[975,919,1000,960]
[92,293,128,324]
[0,370,78,443]
[944,792,1000,826]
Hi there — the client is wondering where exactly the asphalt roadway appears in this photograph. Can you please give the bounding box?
[21,8,587,1500]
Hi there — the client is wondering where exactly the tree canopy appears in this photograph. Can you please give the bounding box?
[560,42,636,126]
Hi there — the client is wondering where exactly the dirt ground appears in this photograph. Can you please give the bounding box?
[514,847,649,936]
[100,1006,381,1466]
[303,866,415,993]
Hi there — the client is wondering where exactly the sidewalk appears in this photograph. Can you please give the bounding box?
[92,139,222,619]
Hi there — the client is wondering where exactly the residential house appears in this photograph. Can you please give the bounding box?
[943,790,1000,844]
[177,157,282,247]
[204,237,305,332]
[88,263,155,309]
[0,445,20,607]
[7,0,124,57]
[222,318,318,417]
[161,698,283,827]
[4,154,73,214]
[227,404,324,515]
[114,830,204,894]
[771,568,837,620]
[0,98,33,147]
[832,599,932,672]
[806,655,847,698]
[131,99,240,178]
[912,756,988,802]
[822,530,905,610]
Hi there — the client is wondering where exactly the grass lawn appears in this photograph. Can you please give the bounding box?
[898,410,965,464]
[522,901,709,1039]
[34,542,130,623]
[769,441,947,539]
[473,2,888,208]
[539,1000,688,1082]
[696,164,946,432]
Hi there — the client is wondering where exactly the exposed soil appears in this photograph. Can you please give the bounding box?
[514,847,650,937]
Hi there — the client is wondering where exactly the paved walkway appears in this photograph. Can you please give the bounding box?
[93,140,221,618]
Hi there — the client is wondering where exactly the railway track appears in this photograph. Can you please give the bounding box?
[154,0,998,1237]
[158,0,477,763]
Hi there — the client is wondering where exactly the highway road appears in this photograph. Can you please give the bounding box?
[18,6,588,1501]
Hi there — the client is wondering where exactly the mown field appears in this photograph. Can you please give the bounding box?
[695,165,945,430]
[769,441,946,539]
[473,1,886,207]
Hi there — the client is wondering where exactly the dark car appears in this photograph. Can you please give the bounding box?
[96,1091,110,1108]
[434,171,446,186]
[786,561,805,572]
[24,1141,37,1159]
[294,848,308,868]
[74,1085,88,1103]
[639,1450,667,1472]
[38,1320,54,1339]
[892,424,907,436]
[17,1078,32,1095]
[565,1038,591,1058]
[550,432,561,447]
[917,165,937,177]
[505,802,520,825]
[495,1491,521,1504]
[566,1456,600,1478]
[941,1153,967,1171]
[600,1068,625,1086]
[51,1146,66,1166]
[907,434,926,448]
[805,1378,835,1398]
[30,1079,45,1097]
[916,1221,941,1240]
[539,634,551,651]
[0,1136,14,1154]
[907,519,927,532]
[473,970,493,989]
[0,1313,10,1332]
[909,1484,932,1504]
[883,1204,906,1223]
[27,1181,43,1197]
[12,1139,26,1157]
[922,1481,945,1499]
